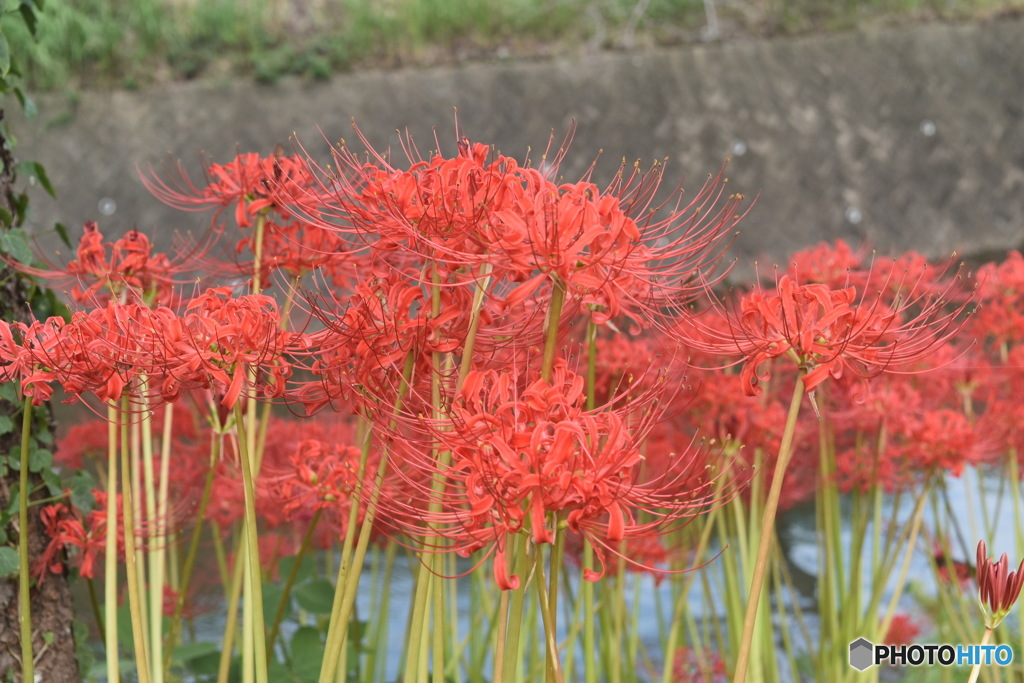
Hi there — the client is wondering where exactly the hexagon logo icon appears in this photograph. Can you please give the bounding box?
[849,638,874,671]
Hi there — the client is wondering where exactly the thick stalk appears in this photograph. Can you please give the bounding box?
[140,397,163,683]
[319,355,414,683]
[17,396,34,683]
[500,539,533,683]
[131,416,151,653]
[215,538,247,683]
[583,321,597,683]
[233,402,269,683]
[122,398,153,683]
[153,402,174,669]
[534,546,565,683]
[267,509,323,649]
[545,527,564,682]
[732,377,805,683]
[967,627,995,683]
[105,405,120,682]
[541,279,566,383]
[164,435,219,674]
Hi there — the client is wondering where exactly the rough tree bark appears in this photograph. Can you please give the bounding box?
[0,109,79,682]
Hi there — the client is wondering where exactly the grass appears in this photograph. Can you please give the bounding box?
[3,0,1023,90]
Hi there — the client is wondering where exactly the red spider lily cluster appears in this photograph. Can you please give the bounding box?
[5,123,1016,682]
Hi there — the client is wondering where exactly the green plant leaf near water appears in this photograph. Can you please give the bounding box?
[294,576,335,615]
[0,546,18,577]
[289,626,324,681]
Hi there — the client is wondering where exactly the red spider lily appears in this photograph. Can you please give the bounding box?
[376,361,733,589]
[787,239,867,288]
[0,317,64,404]
[142,151,316,229]
[296,265,472,413]
[933,542,975,587]
[976,540,1024,628]
[670,647,728,683]
[971,250,1024,350]
[13,221,200,306]
[286,126,747,331]
[262,439,364,532]
[676,268,972,402]
[0,301,168,406]
[884,614,922,645]
[165,288,306,407]
[35,492,121,582]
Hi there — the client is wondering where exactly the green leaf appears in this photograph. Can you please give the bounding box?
[32,162,54,197]
[293,577,335,615]
[28,447,52,472]
[17,2,37,39]
[0,546,18,577]
[41,466,61,494]
[0,228,32,264]
[278,553,314,584]
[0,33,9,78]
[0,414,13,437]
[54,222,71,248]
[17,161,56,198]
[171,641,220,664]
[261,582,284,629]
[289,627,324,681]
[69,471,96,511]
[0,382,17,402]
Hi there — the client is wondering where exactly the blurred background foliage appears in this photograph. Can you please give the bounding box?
[4,0,1023,90]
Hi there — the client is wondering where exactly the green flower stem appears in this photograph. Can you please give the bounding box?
[492,586,511,683]
[446,553,463,683]
[233,402,268,683]
[545,527,565,682]
[581,321,598,683]
[541,279,566,384]
[216,537,247,683]
[319,354,414,683]
[365,542,397,683]
[105,404,121,682]
[733,375,804,683]
[581,541,596,683]
[318,424,375,683]
[533,545,565,683]
[87,577,106,643]
[431,550,446,683]
[18,395,34,683]
[662,507,719,683]
[122,397,153,683]
[267,508,322,649]
[967,627,995,683]
[140,396,163,683]
[877,482,931,639]
[131,415,152,653]
[164,435,218,675]
[500,536,532,683]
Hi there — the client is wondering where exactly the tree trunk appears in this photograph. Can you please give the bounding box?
[0,109,79,682]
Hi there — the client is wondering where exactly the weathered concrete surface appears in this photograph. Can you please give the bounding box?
[12,16,1024,263]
